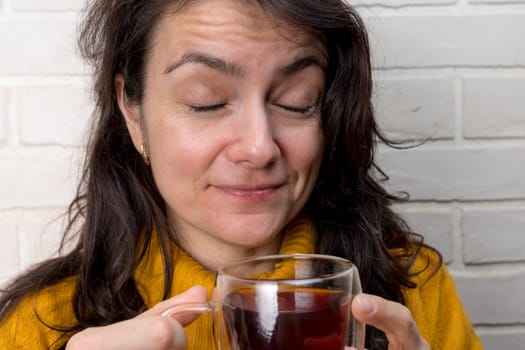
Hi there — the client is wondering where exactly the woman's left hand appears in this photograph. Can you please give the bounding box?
[348,293,430,350]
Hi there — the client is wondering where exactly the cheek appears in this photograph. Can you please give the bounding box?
[278,126,323,207]
[146,127,207,199]
[287,127,324,177]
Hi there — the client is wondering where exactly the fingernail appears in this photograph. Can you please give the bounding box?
[357,295,374,314]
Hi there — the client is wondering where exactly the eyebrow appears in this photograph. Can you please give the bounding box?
[279,55,327,77]
[163,52,244,77]
[163,51,326,78]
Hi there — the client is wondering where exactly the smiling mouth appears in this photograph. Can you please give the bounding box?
[214,184,284,201]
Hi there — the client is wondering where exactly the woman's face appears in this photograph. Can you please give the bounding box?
[119,0,326,266]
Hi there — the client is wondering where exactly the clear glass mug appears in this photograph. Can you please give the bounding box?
[163,254,365,350]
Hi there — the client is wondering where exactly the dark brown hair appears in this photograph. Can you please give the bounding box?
[0,1,440,349]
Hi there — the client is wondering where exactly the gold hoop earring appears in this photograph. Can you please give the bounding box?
[140,143,150,165]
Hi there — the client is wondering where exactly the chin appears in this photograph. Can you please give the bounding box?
[217,222,283,249]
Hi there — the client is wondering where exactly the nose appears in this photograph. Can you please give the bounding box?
[226,100,281,168]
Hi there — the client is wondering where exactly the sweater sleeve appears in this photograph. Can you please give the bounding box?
[0,278,77,350]
[402,248,483,350]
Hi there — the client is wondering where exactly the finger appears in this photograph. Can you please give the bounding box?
[67,288,208,350]
[67,317,188,350]
[141,285,209,326]
[352,294,428,349]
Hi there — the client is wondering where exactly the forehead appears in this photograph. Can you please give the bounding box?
[150,0,326,62]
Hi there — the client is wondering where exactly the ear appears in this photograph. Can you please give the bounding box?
[115,73,144,152]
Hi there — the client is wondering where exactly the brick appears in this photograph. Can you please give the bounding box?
[365,14,525,68]
[0,209,66,287]
[0,21,85,75]
[471,0,525,3]
[16,85,92,146]
[377,146,525,201]
[13,0,86,11]
[464,78,525,139]
[462,207,525,264]
[16,209,66,270]
[478,328,525,350]
[0,151,80,209]
[0,211,21,286]
[374,79,455,140]
[0,88,6,144]
[396,208,454,263]
[455,273,525,325]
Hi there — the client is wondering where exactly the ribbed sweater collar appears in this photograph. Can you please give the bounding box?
[133,216,314,349]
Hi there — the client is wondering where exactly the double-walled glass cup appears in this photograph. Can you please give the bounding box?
[163,254,365,350]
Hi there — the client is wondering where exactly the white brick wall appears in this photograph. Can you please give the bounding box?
[0,0,90,287]
[0,20,83,75]
[374,78,455,140]
[12,0,86,11]
[1,1,524,348]
[464,78,525,138]
[0,89,6,144]
[362,1,525,348]
[16,85,91,145]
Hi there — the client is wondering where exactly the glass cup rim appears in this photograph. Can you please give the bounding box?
[217,253,356,284]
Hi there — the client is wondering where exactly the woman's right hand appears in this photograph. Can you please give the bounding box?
[65,286,208,350]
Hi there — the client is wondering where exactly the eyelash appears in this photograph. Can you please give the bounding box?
[189,103,316,115]
[189,103,227,113]
[276,103,316,115]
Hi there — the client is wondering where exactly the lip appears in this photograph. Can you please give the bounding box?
[213,183,285,201]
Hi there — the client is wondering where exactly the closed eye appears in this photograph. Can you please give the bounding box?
[275,103,316,115]
[189,103,227,113]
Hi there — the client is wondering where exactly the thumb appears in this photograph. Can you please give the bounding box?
[352,293,426,349]
[144,286,209,326]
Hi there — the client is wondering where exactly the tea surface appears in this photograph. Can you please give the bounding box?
[222,288,350,350]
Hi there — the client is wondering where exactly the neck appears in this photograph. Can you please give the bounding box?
[177,232,283,272]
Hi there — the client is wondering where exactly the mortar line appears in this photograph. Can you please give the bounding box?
[451,202,466,271]
[454,78,464,143]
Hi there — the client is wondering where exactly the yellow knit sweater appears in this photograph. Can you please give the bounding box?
[0,218,482,349]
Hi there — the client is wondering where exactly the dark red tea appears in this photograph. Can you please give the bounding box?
[222,287,350,350]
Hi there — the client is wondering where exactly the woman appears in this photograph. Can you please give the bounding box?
[0,0,482,349]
